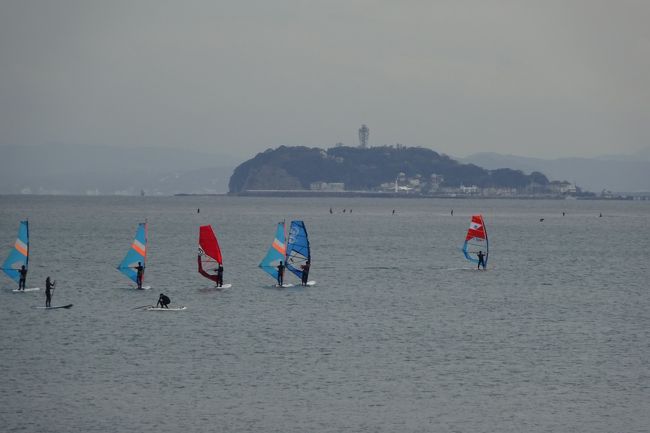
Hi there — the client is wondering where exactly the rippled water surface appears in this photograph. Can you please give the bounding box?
[1,195,648,432]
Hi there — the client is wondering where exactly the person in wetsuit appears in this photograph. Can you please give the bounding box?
[45,276,55,307]
[133,262,144,289]
[476,251,486,270]
[18,265,27,290]
[216,263,224,287]
[157,293,170,308]
[277,261,285,287]
[300,260,310,286]
[197,254,223,287]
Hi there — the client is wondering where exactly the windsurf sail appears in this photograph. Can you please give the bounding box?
[198,224,222,280]
[462,214,489,266]
[117,222,147,284]
[258,221,286,280]
[2,220,29,283]
[286,220,310,279]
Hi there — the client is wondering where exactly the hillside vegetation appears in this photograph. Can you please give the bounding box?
[229,145,549,193]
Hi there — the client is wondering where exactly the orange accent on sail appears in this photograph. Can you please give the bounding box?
[272,239,286,254]
[15,241,28,257]
[132,242,146,257]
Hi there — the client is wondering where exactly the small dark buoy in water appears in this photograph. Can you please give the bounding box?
[329,207,333,214]
[392,209,395,215]
[350,209,352,214]
[539,218,544,222]
[197,208,200,214]
[599,213,602,217]
[451,209,454,216]
[562,212,565,216]
[343,209,346,213]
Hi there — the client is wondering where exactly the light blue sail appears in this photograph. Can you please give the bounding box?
[258,222,286,280]
[2,221,29,283]
[117,222,147,284]
[286,220,310,279]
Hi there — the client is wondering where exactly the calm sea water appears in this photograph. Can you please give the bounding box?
[0,195,648,433]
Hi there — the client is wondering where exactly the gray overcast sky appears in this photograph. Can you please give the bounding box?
[1,0,648,159]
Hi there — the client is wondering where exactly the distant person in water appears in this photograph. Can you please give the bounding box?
[392,209,395,215]
[45,276,55,307]
[277,261,285,286]
[300,260,310,286]
[451,209,454,216]
[157,293,170,309]
[476,251,486,270]
[133,261,144,289]
[329,207,333,214]
[18,265,27,290]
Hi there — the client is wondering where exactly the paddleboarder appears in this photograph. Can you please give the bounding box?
[157,293,170,309]
[45,276,55,307]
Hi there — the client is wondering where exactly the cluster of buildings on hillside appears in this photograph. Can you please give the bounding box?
[310,173,590,198]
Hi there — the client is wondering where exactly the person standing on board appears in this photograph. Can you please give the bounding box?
[476,251,486,270]
[197,254,223,287]
[45,276,55,307]
[157,293,170,308]
[18,265,27,290]
[133,262,144,289]
[277,261,285,287]
[216,263,224,288]
[300,260,310,286]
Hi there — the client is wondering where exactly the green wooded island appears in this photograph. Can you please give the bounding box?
[229,145,589,198]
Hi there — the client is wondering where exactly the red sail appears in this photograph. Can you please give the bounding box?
[465,215,487,241]
[199,225,223,264]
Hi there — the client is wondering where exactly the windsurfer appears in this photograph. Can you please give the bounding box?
[217,263,224,287]
[197,254,222,287]
[18,265,27,290]
[133,262,144,289]
[300,260,310,286]
[157,293,170,309]
[45,276,55,307]
[476,251,486,270]
[277,261,285,286]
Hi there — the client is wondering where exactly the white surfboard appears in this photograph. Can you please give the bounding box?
[272,283,295,288]
[135,285,152,290]
[12,287,40,292]
[33,304,73,310]
[306,280,316,286]
[145,306,186,311]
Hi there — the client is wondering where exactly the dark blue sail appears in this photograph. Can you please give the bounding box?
[286,220,310,279]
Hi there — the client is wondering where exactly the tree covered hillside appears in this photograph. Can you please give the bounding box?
[228,145,549,193]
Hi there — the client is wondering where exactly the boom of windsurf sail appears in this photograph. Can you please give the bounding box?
[286,220,310,279]
[2,220,29,283]
[259,221,286,280]
[117,222,147,284]
[462,214,488,266]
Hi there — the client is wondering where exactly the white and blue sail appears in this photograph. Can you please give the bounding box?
[2,220,29,283]
[117,222,147,284]
[286,220,310,279]
[258,222,286,281]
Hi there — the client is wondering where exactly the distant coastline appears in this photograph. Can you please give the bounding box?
[173,190,649,200]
